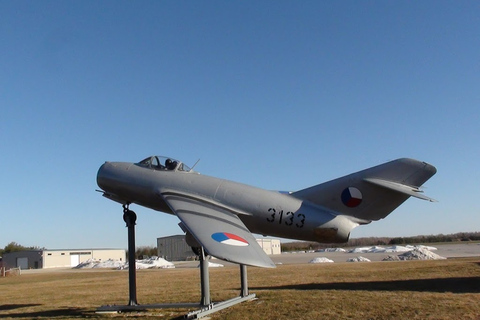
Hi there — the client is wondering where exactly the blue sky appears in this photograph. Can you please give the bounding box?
[1,1,479,249]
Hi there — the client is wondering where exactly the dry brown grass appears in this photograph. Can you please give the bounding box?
[0,258,479,319]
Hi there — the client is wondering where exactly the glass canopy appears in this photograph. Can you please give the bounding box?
[136,156,192,172]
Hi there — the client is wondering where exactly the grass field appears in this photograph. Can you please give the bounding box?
[1,258,479,319]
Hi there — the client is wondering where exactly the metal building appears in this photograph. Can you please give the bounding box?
[157,235,196,261]
[2,249,125,269]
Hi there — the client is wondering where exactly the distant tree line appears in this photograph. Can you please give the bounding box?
[133,246,158,259]
[124,246,160,259]
[0,242,43,256]
[281,231,480,252]
[388,232,480,244]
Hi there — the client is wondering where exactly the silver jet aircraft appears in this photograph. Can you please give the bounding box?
[97,156,436,268]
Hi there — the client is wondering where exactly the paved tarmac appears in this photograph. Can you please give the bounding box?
[269,242,480,265]
[177,242,480,267]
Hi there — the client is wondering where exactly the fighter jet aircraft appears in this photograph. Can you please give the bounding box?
[97,156,436,268]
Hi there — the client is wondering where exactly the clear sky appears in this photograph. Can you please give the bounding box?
[1,1,479,250]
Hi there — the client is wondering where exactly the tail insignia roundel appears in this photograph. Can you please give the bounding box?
[341,187,363,208]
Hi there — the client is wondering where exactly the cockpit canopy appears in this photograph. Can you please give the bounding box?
[136,156,192,172]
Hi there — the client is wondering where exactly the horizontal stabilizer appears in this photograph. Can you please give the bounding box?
[364,178,437,202]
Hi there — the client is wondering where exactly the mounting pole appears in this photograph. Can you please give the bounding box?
[123,206,138,306]
[199,247,211,306]
[240,264,248,297]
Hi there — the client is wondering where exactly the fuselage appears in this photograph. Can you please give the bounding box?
[97,160,358,243]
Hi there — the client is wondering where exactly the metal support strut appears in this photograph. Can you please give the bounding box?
[198,247,211,306]
[97,205,256,319]
[240,264,249,297]
[123,204,138,306]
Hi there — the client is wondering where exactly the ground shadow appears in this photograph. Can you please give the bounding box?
[0,304,41,311]
[0,308,90,319]
[251,276,480,294]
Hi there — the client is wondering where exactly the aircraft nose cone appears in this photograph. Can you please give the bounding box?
[96,162,111,190]
[97,161,134,192]
[97,162,122,190]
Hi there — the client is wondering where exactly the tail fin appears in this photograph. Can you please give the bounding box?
[291,158,437,222]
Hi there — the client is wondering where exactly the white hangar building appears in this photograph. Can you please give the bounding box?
[2,249,125,269]
[256,238,282,255]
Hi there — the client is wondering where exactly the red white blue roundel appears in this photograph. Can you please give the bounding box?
[211,232,249,246]
[341,187,363,208]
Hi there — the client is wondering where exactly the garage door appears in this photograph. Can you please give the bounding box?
[70,255,80,267]
[17,257,28,269]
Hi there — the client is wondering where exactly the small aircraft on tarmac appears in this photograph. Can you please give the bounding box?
[97,156,436,268]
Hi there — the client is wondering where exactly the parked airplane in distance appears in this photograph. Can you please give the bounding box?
[97,156,436,268]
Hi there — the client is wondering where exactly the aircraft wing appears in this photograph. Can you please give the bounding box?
[160,191,276,268]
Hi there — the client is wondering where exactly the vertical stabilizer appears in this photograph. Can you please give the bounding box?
[291,158,436,221]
